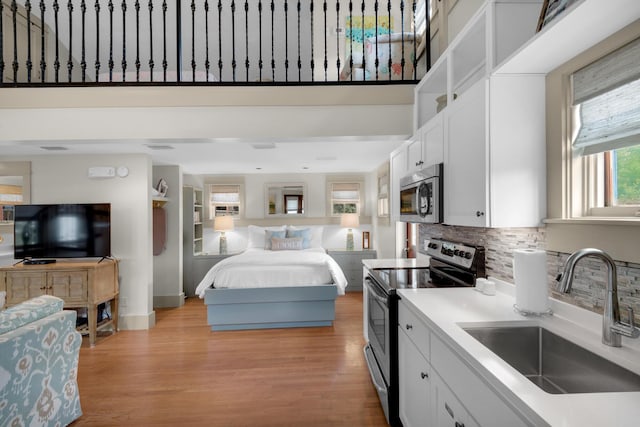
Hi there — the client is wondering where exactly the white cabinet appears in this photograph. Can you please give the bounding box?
[398,324,432,427]
[408,113,445,174]
[432,372,479,427]
[390,146,408,221]
[444,74,546,227]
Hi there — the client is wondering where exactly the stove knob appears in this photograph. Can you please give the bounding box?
[453,249,460,256]
[465,252,472,259]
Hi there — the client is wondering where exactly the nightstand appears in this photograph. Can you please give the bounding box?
[327,249,377,292]
[188,253,238,297]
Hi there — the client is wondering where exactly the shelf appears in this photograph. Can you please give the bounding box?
[152,197,169,208]
[494,0,640,75]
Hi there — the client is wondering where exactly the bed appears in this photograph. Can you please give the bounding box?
[195,225,348,331]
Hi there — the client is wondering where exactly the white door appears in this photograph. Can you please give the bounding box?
[444,79,487,227]
[432,372,479,427]
[398,327,432,427]
[422,113,444,166]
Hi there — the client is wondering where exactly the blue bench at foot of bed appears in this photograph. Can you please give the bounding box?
[203,285,339,331]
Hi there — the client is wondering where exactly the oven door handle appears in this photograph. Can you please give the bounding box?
[364,344,388,394]
[364,278,388,307]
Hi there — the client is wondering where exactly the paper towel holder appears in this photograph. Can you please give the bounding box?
[513,304,553,317]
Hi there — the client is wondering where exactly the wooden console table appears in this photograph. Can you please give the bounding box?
[0,259,119,346]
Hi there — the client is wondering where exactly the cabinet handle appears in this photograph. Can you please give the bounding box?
[406,324,413,330]
[445,403,454,418]
[476,211,485,217]
[455,423,465,427]
[39,286,46,290]
[420,372,429,379]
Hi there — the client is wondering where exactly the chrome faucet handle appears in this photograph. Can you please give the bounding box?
[611,307,640,339]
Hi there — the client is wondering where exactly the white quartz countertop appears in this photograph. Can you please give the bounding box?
[398,280,640,427]
[362,257,430,270]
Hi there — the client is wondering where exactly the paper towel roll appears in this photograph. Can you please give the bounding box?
[513,249,549,313]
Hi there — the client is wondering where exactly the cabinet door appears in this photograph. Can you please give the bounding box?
[398,327,432,427]
[407,137,425,173]
[390,147,408,221]
[5,272,47,304]
[422,113,444,166]
[432,373,479,427]
[444,79,487,227]
[48,271,88,304]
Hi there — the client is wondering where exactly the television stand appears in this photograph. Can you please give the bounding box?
[23,259,57,265]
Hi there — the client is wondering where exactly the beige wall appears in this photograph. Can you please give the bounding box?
[545,20,640,264]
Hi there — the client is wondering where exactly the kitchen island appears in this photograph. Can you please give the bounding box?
[398,280,640,427]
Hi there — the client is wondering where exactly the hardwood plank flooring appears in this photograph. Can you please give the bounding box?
[74,293,388,426]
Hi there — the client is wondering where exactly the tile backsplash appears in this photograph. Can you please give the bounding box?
[418,224,640,322]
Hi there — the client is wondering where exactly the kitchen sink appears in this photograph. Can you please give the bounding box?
[463,325,640,394]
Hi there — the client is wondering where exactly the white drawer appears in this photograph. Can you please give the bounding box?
[398,298,430,360]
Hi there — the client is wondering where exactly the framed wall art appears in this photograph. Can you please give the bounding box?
[536,0,579,32]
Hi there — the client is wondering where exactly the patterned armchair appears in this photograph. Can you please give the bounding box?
[0,295,82,426]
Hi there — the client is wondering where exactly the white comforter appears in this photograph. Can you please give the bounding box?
[195,248,348,298]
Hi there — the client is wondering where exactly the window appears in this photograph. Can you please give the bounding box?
[329,182,362,216]
[208,184,241,218]
[570,36,640,216]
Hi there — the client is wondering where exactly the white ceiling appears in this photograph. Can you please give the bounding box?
[0,136,407,175]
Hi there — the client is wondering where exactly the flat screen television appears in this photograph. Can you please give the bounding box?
[14,203,111,260]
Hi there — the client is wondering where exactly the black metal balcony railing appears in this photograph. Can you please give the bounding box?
[0,0,429,86]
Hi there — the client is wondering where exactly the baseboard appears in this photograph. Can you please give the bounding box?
[153,293,186,308]
[118,311,156,330]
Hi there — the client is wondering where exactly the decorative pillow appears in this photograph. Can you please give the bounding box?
[264,230,287,250]
[286,228,311,249]
[247,225,286,248]
[270,237,304,251]
[287,225,324,248]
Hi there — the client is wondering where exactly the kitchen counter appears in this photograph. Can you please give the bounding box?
[398,280,640,427]
[362,257,430,270]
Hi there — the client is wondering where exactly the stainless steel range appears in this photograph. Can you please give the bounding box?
[363,238,485,426]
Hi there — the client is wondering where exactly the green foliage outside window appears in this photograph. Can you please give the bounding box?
[614,145,640,205]
[333,203,358,214]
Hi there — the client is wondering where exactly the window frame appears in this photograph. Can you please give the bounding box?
[207,183,244,219]
[327,179,364,217]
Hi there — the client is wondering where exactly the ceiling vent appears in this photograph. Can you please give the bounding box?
[40,146,69,151]
[251,143,276,150]
[146,145,175,150]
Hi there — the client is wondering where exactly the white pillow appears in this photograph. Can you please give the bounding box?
[286,225,324,248]
[270,237,304,251]
[247,225,286,249]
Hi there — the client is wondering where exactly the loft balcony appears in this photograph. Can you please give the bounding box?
[0,0,430,86]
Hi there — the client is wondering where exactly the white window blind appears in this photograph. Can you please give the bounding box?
[572,37,640,156]
[209,184,241,217]
[330,182,361,215]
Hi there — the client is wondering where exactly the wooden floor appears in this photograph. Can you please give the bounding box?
[74,293,388,426]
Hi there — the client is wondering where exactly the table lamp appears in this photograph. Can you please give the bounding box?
[340,213,359,251]
[214,216,234,254]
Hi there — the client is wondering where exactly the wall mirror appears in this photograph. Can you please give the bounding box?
[0,162,31,225]
[265,183,306,216]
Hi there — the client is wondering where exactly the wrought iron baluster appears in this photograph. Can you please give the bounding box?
[81,0,87,82]
[323,0,327,81]
[135,0,140,81]
[40,0,46,82]
[335,0,339,80]
[26,0,32,82]
[162,0,167,81]
[95,0,100,81]
[231,0,236,82]
[412,0,416,80]
[309,1,314,82]
[67,0,74,82]
[374,0,378,80]
[54,0,60,82]
[0,1,4,82]
[121,0,127,81]
[258,0,262,81]
[400,0,404,79]
[176,0,181,81]
[149,0,154,81]
[217,0,222,80]
[348,0,351,81]
[11,0,18,82]
[296,0,300,82]
[244,0,249,81]
[386,0,390,81]
[191,0,195,81]
[284,0,288,82]
[360,0,364,79]
[204,0,209,80]
[270,0,274,81]
[108,0,114,81]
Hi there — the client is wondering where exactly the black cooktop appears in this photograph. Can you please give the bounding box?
[368,268,433,293]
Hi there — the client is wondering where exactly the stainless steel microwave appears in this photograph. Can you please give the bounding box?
[399,163,443,223]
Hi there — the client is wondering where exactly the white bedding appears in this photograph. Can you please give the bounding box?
[195,247,348,298]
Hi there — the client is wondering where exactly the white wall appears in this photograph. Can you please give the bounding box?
[152,165,184,307]
[28,154,155,330]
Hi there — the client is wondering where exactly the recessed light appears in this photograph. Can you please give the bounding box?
[302,166,310,170]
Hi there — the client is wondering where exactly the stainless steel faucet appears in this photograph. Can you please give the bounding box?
[557,248,640,347]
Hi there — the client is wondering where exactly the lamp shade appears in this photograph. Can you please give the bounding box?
[340,213,359,228]
[214,216,234,232]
